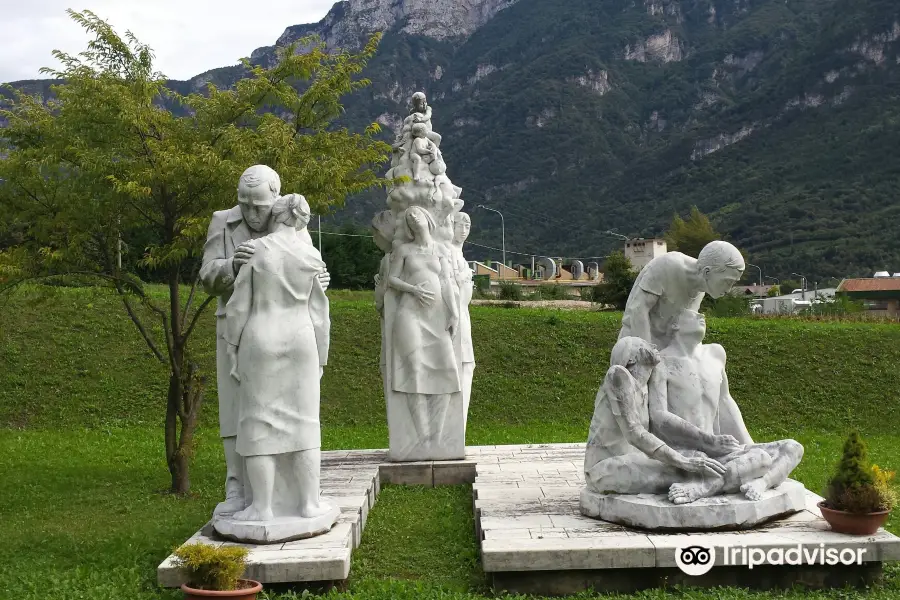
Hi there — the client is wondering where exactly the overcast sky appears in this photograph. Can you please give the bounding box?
[1,1,337,83]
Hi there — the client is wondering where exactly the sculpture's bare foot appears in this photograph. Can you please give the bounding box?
[668,481,715,505]
[233,503,274,522]
[213,495,246,516]
[299,500,334,519]
[740,478,769,501]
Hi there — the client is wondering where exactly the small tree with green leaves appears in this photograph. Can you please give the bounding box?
[594,251,636,310]
[0,10,390,494]
[665,206,721,258]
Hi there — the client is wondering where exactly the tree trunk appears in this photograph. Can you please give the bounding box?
[165,260,193,495]
[165,370,191,495]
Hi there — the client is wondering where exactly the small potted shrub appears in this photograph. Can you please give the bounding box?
[172,543,262,599]
[819,432,897,535]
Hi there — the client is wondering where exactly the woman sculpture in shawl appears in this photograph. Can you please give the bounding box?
[216,193,338,541]
[385,205,460,457]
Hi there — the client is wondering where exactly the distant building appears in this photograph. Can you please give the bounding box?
[837,277,900,317]
[759,288,837,315]
[624,238,667,271]
[733,285,771,298]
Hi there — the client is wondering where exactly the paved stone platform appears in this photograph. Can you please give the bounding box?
[158,449,477,587]
[473,444,900,594]
[159,443,900,593]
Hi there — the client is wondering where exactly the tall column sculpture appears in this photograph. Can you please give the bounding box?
[374,92,474,461]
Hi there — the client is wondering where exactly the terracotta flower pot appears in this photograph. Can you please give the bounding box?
[181,579,262,600]
[818,501,890,535]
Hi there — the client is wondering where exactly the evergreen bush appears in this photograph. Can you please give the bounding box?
[172,543,248,591]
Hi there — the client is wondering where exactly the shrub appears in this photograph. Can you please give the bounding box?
[824,432,897,513]
[579,286,596,302]
[537,284,570,300]
[809,295,864,317]
[702,293,750,317]
[172,543,248,591]
[497,281,522,300]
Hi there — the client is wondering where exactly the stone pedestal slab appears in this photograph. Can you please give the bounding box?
[212,502,341,544]
[579,479,807,531]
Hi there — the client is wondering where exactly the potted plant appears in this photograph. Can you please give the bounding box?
[819,432,897,535]
[172,542,262,599]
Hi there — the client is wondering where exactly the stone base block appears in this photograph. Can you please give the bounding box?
[580,480,807,531]
[213,503,341,544]
[490,563,885,596]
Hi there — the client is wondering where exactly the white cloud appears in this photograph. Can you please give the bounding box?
[0,0,337,83]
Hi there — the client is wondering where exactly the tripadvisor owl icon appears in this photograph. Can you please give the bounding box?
[676,545,715,576]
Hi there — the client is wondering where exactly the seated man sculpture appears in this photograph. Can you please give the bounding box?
[650,309,804,504]
[585,315,804,506]
[584,336,730,495]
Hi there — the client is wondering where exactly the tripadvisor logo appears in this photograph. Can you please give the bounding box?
[675,544,867,576]
[676,545,715,576]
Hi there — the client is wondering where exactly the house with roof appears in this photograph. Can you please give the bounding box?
[836,277,900,316]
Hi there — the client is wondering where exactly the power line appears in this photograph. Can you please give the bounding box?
[308,230,374,238]
[466,240,609,262]
[308,229,608,262]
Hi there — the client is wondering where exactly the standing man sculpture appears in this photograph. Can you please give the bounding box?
[200,164,329,516]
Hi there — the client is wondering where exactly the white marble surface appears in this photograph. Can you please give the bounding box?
[201,166,330,519]
[207,186,336,542]
[214,503,342,544]
[580,480,807,530]
[583,286,803,527]
[160,444,900,587]
[471,444,900,574]
[377,92,473,461]
[619,240,744,350]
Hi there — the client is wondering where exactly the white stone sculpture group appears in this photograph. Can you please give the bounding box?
[581,241,806,529]
[198,94,803,541]
[201,165,339,543]
[374,92,475,462]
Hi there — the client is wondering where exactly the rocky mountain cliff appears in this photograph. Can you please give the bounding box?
[9,0,900,278]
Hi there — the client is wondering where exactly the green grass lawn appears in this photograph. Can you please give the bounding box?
[1,285,899,599]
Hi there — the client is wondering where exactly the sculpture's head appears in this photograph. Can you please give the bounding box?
[238,165,280,233]
[669,309,707,346]
[453,212,471,245]
[402,205,436,241]
[270,193,311,233]
[411,92,427,113]
[371,210,395,253]
[610,336,660,387]
[696,240,744,298]
[411,123,428,139]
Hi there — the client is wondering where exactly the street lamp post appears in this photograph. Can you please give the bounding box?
[478,204,506,279]
[747,263,762,287]
[791,272,808,301]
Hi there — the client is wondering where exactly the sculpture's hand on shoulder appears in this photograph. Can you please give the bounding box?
[606,364,632,389]
[233,241,256,273]
[317,269,331,291]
